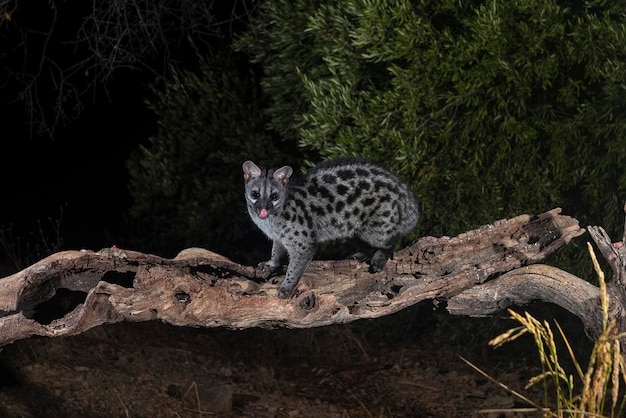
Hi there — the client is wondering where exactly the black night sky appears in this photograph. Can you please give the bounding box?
[0,2,221,262]
[0,2,258,265]
[0,72,155,256]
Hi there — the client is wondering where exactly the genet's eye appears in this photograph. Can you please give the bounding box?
[270,192,279,201]
[251,191,260,199]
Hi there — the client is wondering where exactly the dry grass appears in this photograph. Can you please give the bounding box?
[466,242,626,417]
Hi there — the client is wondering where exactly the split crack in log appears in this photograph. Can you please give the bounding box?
[1,206,620,351]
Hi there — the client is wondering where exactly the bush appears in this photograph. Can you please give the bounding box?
[238,0,626,273]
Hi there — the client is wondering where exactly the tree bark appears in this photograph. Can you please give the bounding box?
[1,207,619,350]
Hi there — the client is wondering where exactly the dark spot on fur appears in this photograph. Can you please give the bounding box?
[362,197,376,207]
[373,180,387,192]
[295,198,307,211]
[337,169,355,180]
[318,186,334,202]
[322,174,337,184]
[347,188,361,205]
[358,180,371,190]
[310,204,326,216]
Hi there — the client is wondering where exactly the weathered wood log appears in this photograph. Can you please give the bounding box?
[448,205,626,351]
[0,208,595,348]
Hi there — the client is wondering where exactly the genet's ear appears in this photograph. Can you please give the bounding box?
[242,161,262,182]
[273,166,293,185]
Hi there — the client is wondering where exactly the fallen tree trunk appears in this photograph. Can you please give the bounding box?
[1,207,619,350]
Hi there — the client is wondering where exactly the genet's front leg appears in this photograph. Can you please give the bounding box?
[258,240,287,277]
[277,243,316,299]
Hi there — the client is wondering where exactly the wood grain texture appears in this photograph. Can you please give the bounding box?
[1,208,598,348]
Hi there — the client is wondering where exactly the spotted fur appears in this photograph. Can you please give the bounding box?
[243,157,419,298]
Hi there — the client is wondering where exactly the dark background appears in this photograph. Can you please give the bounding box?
[0,0,247,263]
[0,74,151,253]
[0,3,616,416]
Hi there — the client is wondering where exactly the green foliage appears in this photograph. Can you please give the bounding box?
[127,48,287,258]
[235,0,327,143]
[237,0,626,273]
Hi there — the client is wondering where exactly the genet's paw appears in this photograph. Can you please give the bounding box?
[277,277,296,299]
[369,250,389,273]
[277,285,293,299]
[257,261,278,278]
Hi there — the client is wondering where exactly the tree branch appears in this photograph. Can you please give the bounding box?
[0,208,593,347]
[447,264,604,338]
[1,0,257,137]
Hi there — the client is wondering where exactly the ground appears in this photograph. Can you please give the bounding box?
[0,302,591,417]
